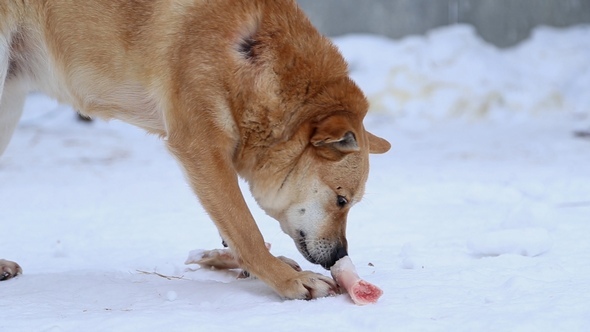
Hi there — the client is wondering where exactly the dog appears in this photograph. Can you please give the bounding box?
[0,0,390,300]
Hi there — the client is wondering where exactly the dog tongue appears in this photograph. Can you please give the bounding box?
[330,256,383,305]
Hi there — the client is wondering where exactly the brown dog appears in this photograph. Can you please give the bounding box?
[0,0,390,299]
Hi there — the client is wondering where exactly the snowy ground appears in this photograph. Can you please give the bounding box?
[1,25,590,331]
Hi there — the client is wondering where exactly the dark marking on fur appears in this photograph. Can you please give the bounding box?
[238,37,260,60]
[279,164,296,189]
[7,60,18,80]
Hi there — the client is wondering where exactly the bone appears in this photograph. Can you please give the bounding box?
[330,256,383,305]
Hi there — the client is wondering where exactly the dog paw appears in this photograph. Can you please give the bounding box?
[0,259,22,281]
[279,270,339,300]
[277,256,302,272]
[237,256,302,279]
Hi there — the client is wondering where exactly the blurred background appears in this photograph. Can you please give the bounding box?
[292,0,590,125]
[298,0,590,47]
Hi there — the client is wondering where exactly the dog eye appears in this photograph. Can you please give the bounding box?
[337,195,348,208]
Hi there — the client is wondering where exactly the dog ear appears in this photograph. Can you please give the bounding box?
[366,131,391,154]
[312,130,359,153]
[311,114,360,156]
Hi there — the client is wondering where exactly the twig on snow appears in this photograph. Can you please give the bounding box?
[135,269,187,280]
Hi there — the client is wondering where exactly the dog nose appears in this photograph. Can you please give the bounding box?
[334,245,348,261]
[323,245,348,269]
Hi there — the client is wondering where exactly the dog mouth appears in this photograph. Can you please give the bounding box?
[297,231,319,265]
[296,230,347,270]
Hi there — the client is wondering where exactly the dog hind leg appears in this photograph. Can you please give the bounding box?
[1,23,29,156]
[0,38,26,280]
[0,77,28,157]
[0,36,7,156]
[0,35,8,145]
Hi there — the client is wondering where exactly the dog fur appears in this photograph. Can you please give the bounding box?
[0,259,22,281]
[0,0,390,300]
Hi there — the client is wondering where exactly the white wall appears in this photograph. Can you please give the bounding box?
[297,0,590,47]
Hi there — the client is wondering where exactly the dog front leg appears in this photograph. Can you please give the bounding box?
[166,122,337,300]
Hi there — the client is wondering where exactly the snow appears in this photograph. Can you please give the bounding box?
[1,24,590,331]
[338,25,590,124]
[466,228,552,257]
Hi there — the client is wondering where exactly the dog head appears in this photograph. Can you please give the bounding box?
[259,110,390,269]
[238,77,390,270]
[229,0,391,269]
[238,74,391,270]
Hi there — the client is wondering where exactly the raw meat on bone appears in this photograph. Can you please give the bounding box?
[330,256,383,305]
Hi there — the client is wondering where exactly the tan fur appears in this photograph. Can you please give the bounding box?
[0,0,390,299]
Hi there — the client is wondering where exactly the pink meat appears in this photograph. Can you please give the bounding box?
[331,256,383,305]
